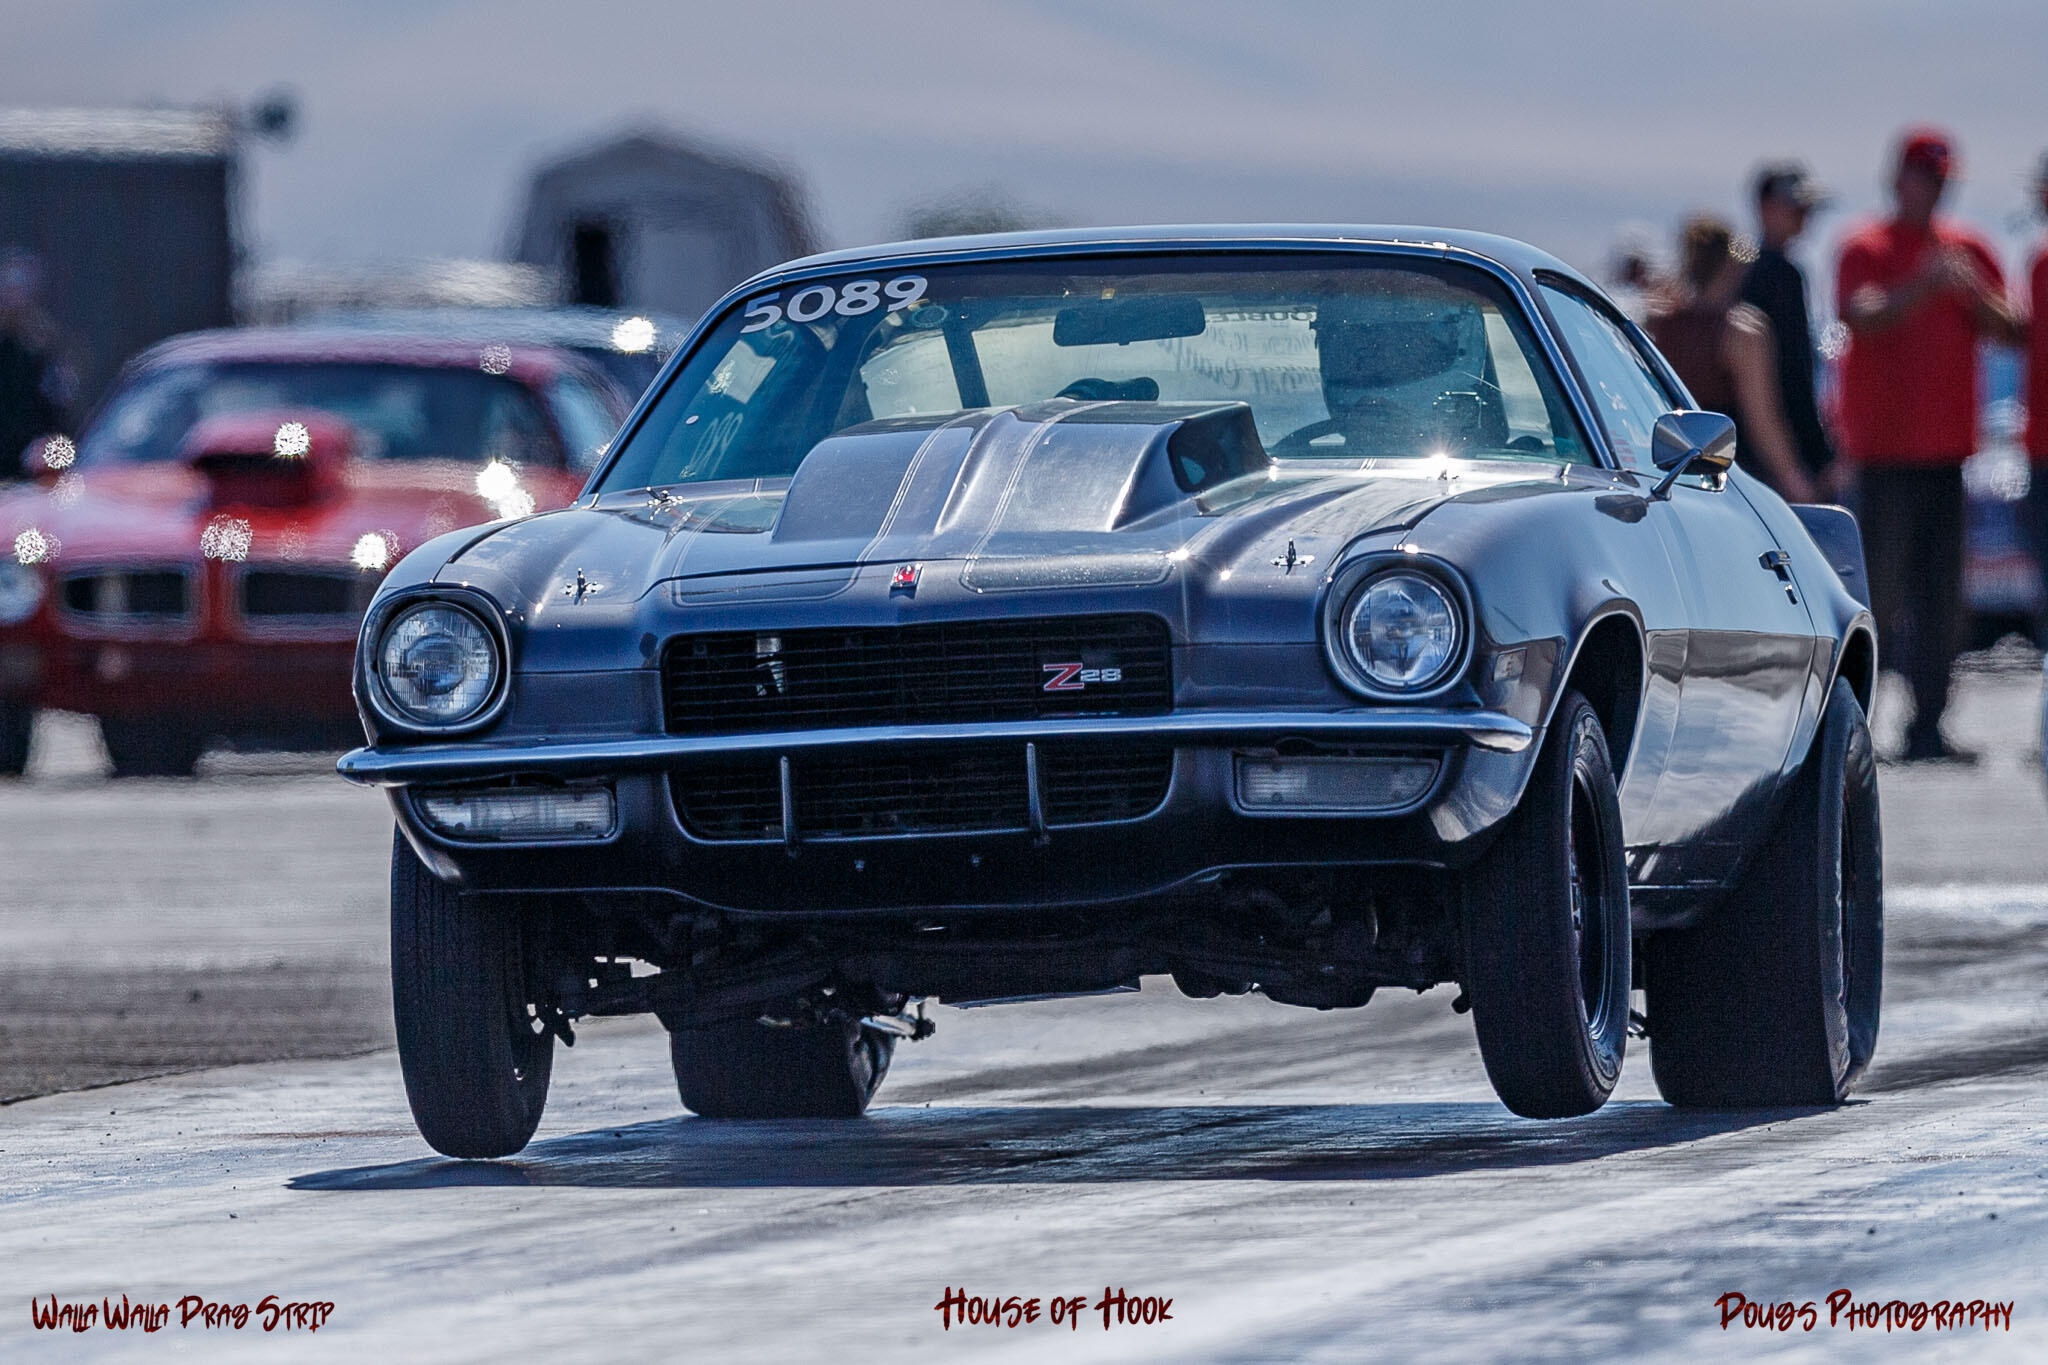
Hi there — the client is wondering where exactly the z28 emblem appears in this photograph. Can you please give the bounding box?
[1042,663,1123,692]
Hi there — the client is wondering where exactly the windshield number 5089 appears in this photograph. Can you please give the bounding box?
[741,275,928,332]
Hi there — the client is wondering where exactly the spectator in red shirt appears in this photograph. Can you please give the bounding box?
[1837,128,2024,762]
[2023,152,2048,643]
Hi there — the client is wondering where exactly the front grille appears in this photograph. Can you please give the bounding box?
[1038,745,1178,824]
[240,568,377,621]
[671,743,1174,842]
[59,569,191,621]
[661,614,1173,735]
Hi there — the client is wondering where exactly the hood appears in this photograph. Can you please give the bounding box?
[442,399,1563,615]
[0,458,571,573]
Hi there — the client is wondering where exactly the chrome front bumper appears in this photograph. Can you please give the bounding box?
[336,708,1535,788]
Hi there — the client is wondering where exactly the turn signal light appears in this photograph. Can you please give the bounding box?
[416,786,615,841]
[1235,755,1439,813]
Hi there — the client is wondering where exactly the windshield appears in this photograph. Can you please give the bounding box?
[81,361,561,466]
[599,253,1588,493]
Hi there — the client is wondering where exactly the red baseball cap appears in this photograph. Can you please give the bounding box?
[1896,126,1956,181]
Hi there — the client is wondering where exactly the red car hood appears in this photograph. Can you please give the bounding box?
[1,460,574,569]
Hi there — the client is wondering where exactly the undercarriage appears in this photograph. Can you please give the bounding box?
[515,867,1468,1040]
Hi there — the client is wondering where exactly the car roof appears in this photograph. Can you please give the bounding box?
[298,305,695,356]
[127,326,588,387]
[739,224,1601,296]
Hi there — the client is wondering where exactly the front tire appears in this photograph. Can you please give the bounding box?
[0,703,31,776]
[100,717,206,777]
[1462,690,1632,1118]
[1645,677,1882,1106]
[670,1014,893,1119]
[390,833,554,1156]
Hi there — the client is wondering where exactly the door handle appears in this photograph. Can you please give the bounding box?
[1759,549,1798,602]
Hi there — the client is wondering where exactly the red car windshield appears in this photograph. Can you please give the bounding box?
[79,361,559,466]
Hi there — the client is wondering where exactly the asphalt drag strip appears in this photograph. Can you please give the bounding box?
[4,877,2046,1361]
[3,673,2046,1359]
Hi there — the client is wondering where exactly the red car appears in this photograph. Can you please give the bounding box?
[0,329,629,775]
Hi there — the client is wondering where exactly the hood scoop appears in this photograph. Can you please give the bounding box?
[181,410,351,509]
[770,400,1268,566]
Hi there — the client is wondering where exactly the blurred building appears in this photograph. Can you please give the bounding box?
[237,258,556,324]
[0,107,237,409]
[511,129,816,319]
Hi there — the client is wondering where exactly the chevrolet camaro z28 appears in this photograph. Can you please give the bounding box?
[338,226,1882,1158]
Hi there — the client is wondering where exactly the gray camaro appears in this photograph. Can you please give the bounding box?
[340,227,1882,1157]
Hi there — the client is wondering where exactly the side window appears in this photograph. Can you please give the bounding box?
[1539,285,1677,472]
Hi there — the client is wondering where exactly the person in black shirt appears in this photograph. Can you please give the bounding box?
[1739,162,1842,497]
[0,249,73,483]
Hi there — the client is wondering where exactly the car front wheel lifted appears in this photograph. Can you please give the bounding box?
[390,832,554,1157]
[1462,689,1631,1118]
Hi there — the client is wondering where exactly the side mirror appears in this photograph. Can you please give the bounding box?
[1649,410,1736,499]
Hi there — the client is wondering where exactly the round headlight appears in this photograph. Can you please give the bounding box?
[1338,570,1462,693]
[0,562,45,626]
[374,601,501,727]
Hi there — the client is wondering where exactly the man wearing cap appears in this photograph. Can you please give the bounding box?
[1837,128,2024,762]
[1740,162,1840,497]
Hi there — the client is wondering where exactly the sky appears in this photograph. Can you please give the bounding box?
[5,0,2047,304]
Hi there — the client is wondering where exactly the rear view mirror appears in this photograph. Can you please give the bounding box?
[1053,295,1205,347]
[1649,410,1735,499]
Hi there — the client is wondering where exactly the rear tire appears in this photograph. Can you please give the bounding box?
[100,717,206,777]
[390,832,554,1156]
[1462,690,1631,1118]
[0,703,30,776]
[670,1014,893,1119]
[1645,677,1882,1106]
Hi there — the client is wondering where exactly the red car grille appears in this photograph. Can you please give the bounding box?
[239,569,377,621]
[59,569,192,622]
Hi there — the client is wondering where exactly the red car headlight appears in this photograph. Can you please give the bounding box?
[0,562,46,626]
